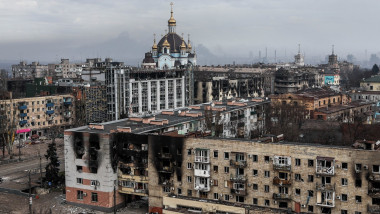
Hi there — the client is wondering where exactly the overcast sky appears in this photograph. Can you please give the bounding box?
[0,0,379,65]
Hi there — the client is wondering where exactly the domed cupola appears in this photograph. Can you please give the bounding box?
[162,35,170,54]
[168,2,176,33]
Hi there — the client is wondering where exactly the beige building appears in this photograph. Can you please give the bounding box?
[0,94,75,139]
[361,76,380,91]
[148,137,380,214]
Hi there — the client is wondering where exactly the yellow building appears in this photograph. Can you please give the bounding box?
[360,76,380,91]
[0,94,75,139]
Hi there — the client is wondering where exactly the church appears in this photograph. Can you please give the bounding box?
[142,3,196,69]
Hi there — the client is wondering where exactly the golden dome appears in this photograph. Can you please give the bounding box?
[187,41,192,50]
[168,3,176,26]
[162,35,170,47]
[152,35,157,50]
[180,39,186,50]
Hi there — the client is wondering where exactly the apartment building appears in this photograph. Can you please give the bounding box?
[0,94,75,139]
[12,61,48,79]
[360,76,380,91]
[64,121,380,214]
[63,99,268,211]
[105,66,194,121]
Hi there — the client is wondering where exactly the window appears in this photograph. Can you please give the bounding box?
[341,210,348,214]
[295,174,302,181]
[355,195,361,203]
[214,165,218,173]
[236,196,244,203]
[355,179,362,187]
[77,190,83,200]
[342,162,348,170]
[213,179,218,186]
[279,172,288,180]
[187,163,192,169]
[187,149,191,155]
[264,185,269,192]
[295,158,301,166]
[187,190,192,196]
[224,152,229,159]
[214,150,218,158]
[341,178,348,186]
[253,198,258,205]
[265,199,270,206]
[264,171,270,178]
[91,192,98,202]
[163,186,170,192]
[295,188,301,195]
[214,193,219,200]
[76,178,83,184]
[253,169,258,176]
[252,155,258,162]
[264,156,270,163]
[91,180,97,186]
[373,165,380,173]
[308,190,314,197]
[76,166,82,172]
[308,205,313,212]
[355,163,362,171]
[341,194,347,202]
[224,167,229,173]
[178,188,182,195]
[253,184,258,190]
[308,175,314,182]
[187,176,192,183]
[224,194,229,201]
[308,159,314,167]
[355,212,362,214]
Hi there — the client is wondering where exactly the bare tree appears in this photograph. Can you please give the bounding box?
[0,96,18,159]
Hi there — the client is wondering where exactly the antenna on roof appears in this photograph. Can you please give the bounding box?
[332,44,334,55]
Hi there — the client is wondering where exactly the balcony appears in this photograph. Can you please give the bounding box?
[134,189,148,194]
[19,113,27,117]
[316,166,335,175]
[194,184,210,192]
[195,156,209,163]
[316,183,335,191]
[273,163,291,171]
[19,120,27,126]
[18,105,27,110]
[231,188,247,196]
[368,204,380,213]
[273,193,292,201]
[46,110,54,115]
[159,166,173,173]
[230,174,247,181]
[46,103,54,107]
[230,159,247,168]
[368,187,380,197]
[369,173,380,182]
[273,177,292,186]
[64,101,72,106]
[194,169,210,177]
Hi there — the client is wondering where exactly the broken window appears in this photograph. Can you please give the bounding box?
[308,175,314,182]
[341,178,348,186]
[295,158,301,166]
[373,165,380,173]
[295,188,301,195]
[236,196,244,203]
[279,186,288,194]
[264,156,270,163]
[341,194,347,201]
[224,152,229,159]
[253,169,258,176]
[342,162,348,169]
[279,172,288,180]
[265,199,270,206]
[308,159,314,167]
[355,179,362,188]
[76,166,82,172]
[253,198,258,205]
[295,174,302,181]
[355,163,362,172]
[224,167,229,173]
[355,195,362,203]
[253,184,258,190]
[308,190,314,197]
[264,185,270,192]
[279,202,288,208]
[177,188,182,195]
[308,205,313,212]
[252,155,258,162]
[214,150,218,158]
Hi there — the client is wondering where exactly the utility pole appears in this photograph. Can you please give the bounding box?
[28,170,32,214]
[113,183,116,214]
[39,155,42,186]
[19,139,21,161]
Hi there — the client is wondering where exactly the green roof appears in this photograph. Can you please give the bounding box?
[362,75,380,83]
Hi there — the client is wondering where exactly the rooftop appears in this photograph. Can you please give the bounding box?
[315,100,373,114]
[362,75,380,83]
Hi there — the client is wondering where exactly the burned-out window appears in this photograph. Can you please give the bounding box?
[308,159,314,167]
[355,179,362,188]
[342,162,348,170]
[373,165,380,173]
[162,146,170,154]
[264,156,270,163]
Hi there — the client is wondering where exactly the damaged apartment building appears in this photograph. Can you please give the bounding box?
[64,100,380,213]
[64,98,268,212]
[194,66,274,104]
[64,98,380,214]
